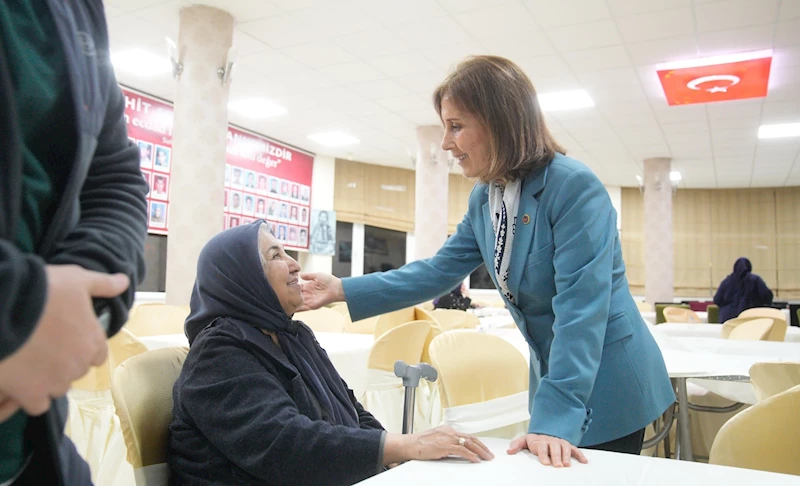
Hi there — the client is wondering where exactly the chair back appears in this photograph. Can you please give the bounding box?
[367,320,431,372]
[294,307,346,333]
[749,362,800,402]
[126,304,189,337]
[420,322,443,364]
[344,315,379,334]
[706,304,720,323]
[428,331,528,409]
[654,303,689,324]
[329,302,350,316]
[727,318,773,341]
[72,328,149,392]
[431,309,479,331]
[663,306,702,323]
[739,307,786,321]
[111,347,189,485]
[373,307,417,338]
[709,385,800,475]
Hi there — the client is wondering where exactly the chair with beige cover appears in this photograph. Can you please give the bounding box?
[709,384,800,475]
[112,347,189,485]
[67,328,149,484]
[429,330,530,439]
[126,303,190,337]
[431,309,479,332]
[727,318,774,341]
[738,308,788,341]
[294,307,346,333]
[663,306,702,323]
[373,306,435,338]
[749,362,800,402]
[722,315,787,342]
[360,321,431,433]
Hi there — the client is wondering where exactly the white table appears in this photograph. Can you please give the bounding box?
[140,332,374,397]
[355,438,800,485]
[641,311,708,324]
[655,323,800,342]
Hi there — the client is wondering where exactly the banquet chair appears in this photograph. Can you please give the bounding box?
[360,320,431,433]
[372,306,436,338]
[739,307,786,321]
[655,303,690,324]
[329,302,350,315]
[663,306,702,323]
[727,318,773,341]
[67,328,149,484]
[126,303,189,337]
[709,384,800,475]
[749,362,800,402]
[294,307,346,333]
[429,331,530,439]
[344,315,379,334]
[112,347,190,486]
[431,309,479,332]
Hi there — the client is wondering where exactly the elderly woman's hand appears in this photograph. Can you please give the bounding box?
[298,273,344,310]
[383,426,494,465]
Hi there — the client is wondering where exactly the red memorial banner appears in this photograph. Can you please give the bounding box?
[122,86,314,250]
[123,88,174,235]
[224,127,314,251]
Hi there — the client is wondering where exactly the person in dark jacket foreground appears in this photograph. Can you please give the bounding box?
[714,257,774,323]
[168,221,493,486]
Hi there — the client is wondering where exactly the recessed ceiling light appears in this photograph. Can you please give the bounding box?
[655,49,773,71]
[111,49,172,76]
[669,171,682,182]
[228,98,287,119]
[538,90,594,112]
[308,131,360,147]
[758,123,800,139]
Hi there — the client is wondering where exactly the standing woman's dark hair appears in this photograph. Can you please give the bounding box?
[713,257,774,322]
[433,55,565,183]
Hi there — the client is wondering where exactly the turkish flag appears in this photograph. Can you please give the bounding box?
[657,56,772,106]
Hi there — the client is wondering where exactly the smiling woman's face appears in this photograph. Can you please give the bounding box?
[258,226,303,315]
[439,96,491,179]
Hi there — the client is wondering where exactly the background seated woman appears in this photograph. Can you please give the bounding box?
[168,221,493,486]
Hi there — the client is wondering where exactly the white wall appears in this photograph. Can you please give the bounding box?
[298,155,335,274]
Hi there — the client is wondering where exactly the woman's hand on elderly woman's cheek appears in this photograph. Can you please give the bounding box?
[299,273,344,309]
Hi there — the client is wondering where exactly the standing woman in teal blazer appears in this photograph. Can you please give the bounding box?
[301,56,675,467]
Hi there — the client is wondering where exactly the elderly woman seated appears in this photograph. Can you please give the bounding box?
[168,221,493,485]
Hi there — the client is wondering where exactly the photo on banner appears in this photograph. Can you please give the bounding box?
[223,125,314,250]
[123,87,174,235]
[309,210,336,255]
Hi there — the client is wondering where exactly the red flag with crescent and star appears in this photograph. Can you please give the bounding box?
[657,54,772,106]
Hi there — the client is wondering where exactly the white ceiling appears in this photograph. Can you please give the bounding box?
[104,0,800,188]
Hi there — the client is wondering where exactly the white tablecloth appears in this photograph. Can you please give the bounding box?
[641,311,708,324]
[140,332,374,397]
[655,323,800,342]
[355,437,800,485]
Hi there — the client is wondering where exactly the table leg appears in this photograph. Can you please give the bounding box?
[676,377,693,461]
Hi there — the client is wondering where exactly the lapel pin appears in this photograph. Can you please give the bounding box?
[522,214,530,225]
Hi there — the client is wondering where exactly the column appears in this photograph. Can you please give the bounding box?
[643,157,674,304]
[165,6,234,305]
[413,126,449,260]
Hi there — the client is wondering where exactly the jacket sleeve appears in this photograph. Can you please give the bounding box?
[527,169,615,445]
[342,196,485,322]
[176,334,385,486]
[0,242,48,360]
[47,63,148,337]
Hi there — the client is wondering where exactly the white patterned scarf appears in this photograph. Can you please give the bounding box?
[488,180,522,304]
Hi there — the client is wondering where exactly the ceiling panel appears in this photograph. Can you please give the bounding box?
[606,0,692,17]
[694,0,779,33]
[524,0,612,27]
[454,4,538,38]
[545,20,623,52]
[615,8,695,43]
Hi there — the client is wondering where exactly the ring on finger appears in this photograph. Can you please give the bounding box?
[458,437,466,447]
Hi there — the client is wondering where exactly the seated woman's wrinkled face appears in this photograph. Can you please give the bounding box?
[258,225,304,316]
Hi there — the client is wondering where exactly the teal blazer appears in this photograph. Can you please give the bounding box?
[343,154,675,446]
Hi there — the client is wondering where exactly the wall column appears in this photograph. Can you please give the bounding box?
[413,126,449,260]
[165,5,234,305]
[643,157,674,304]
